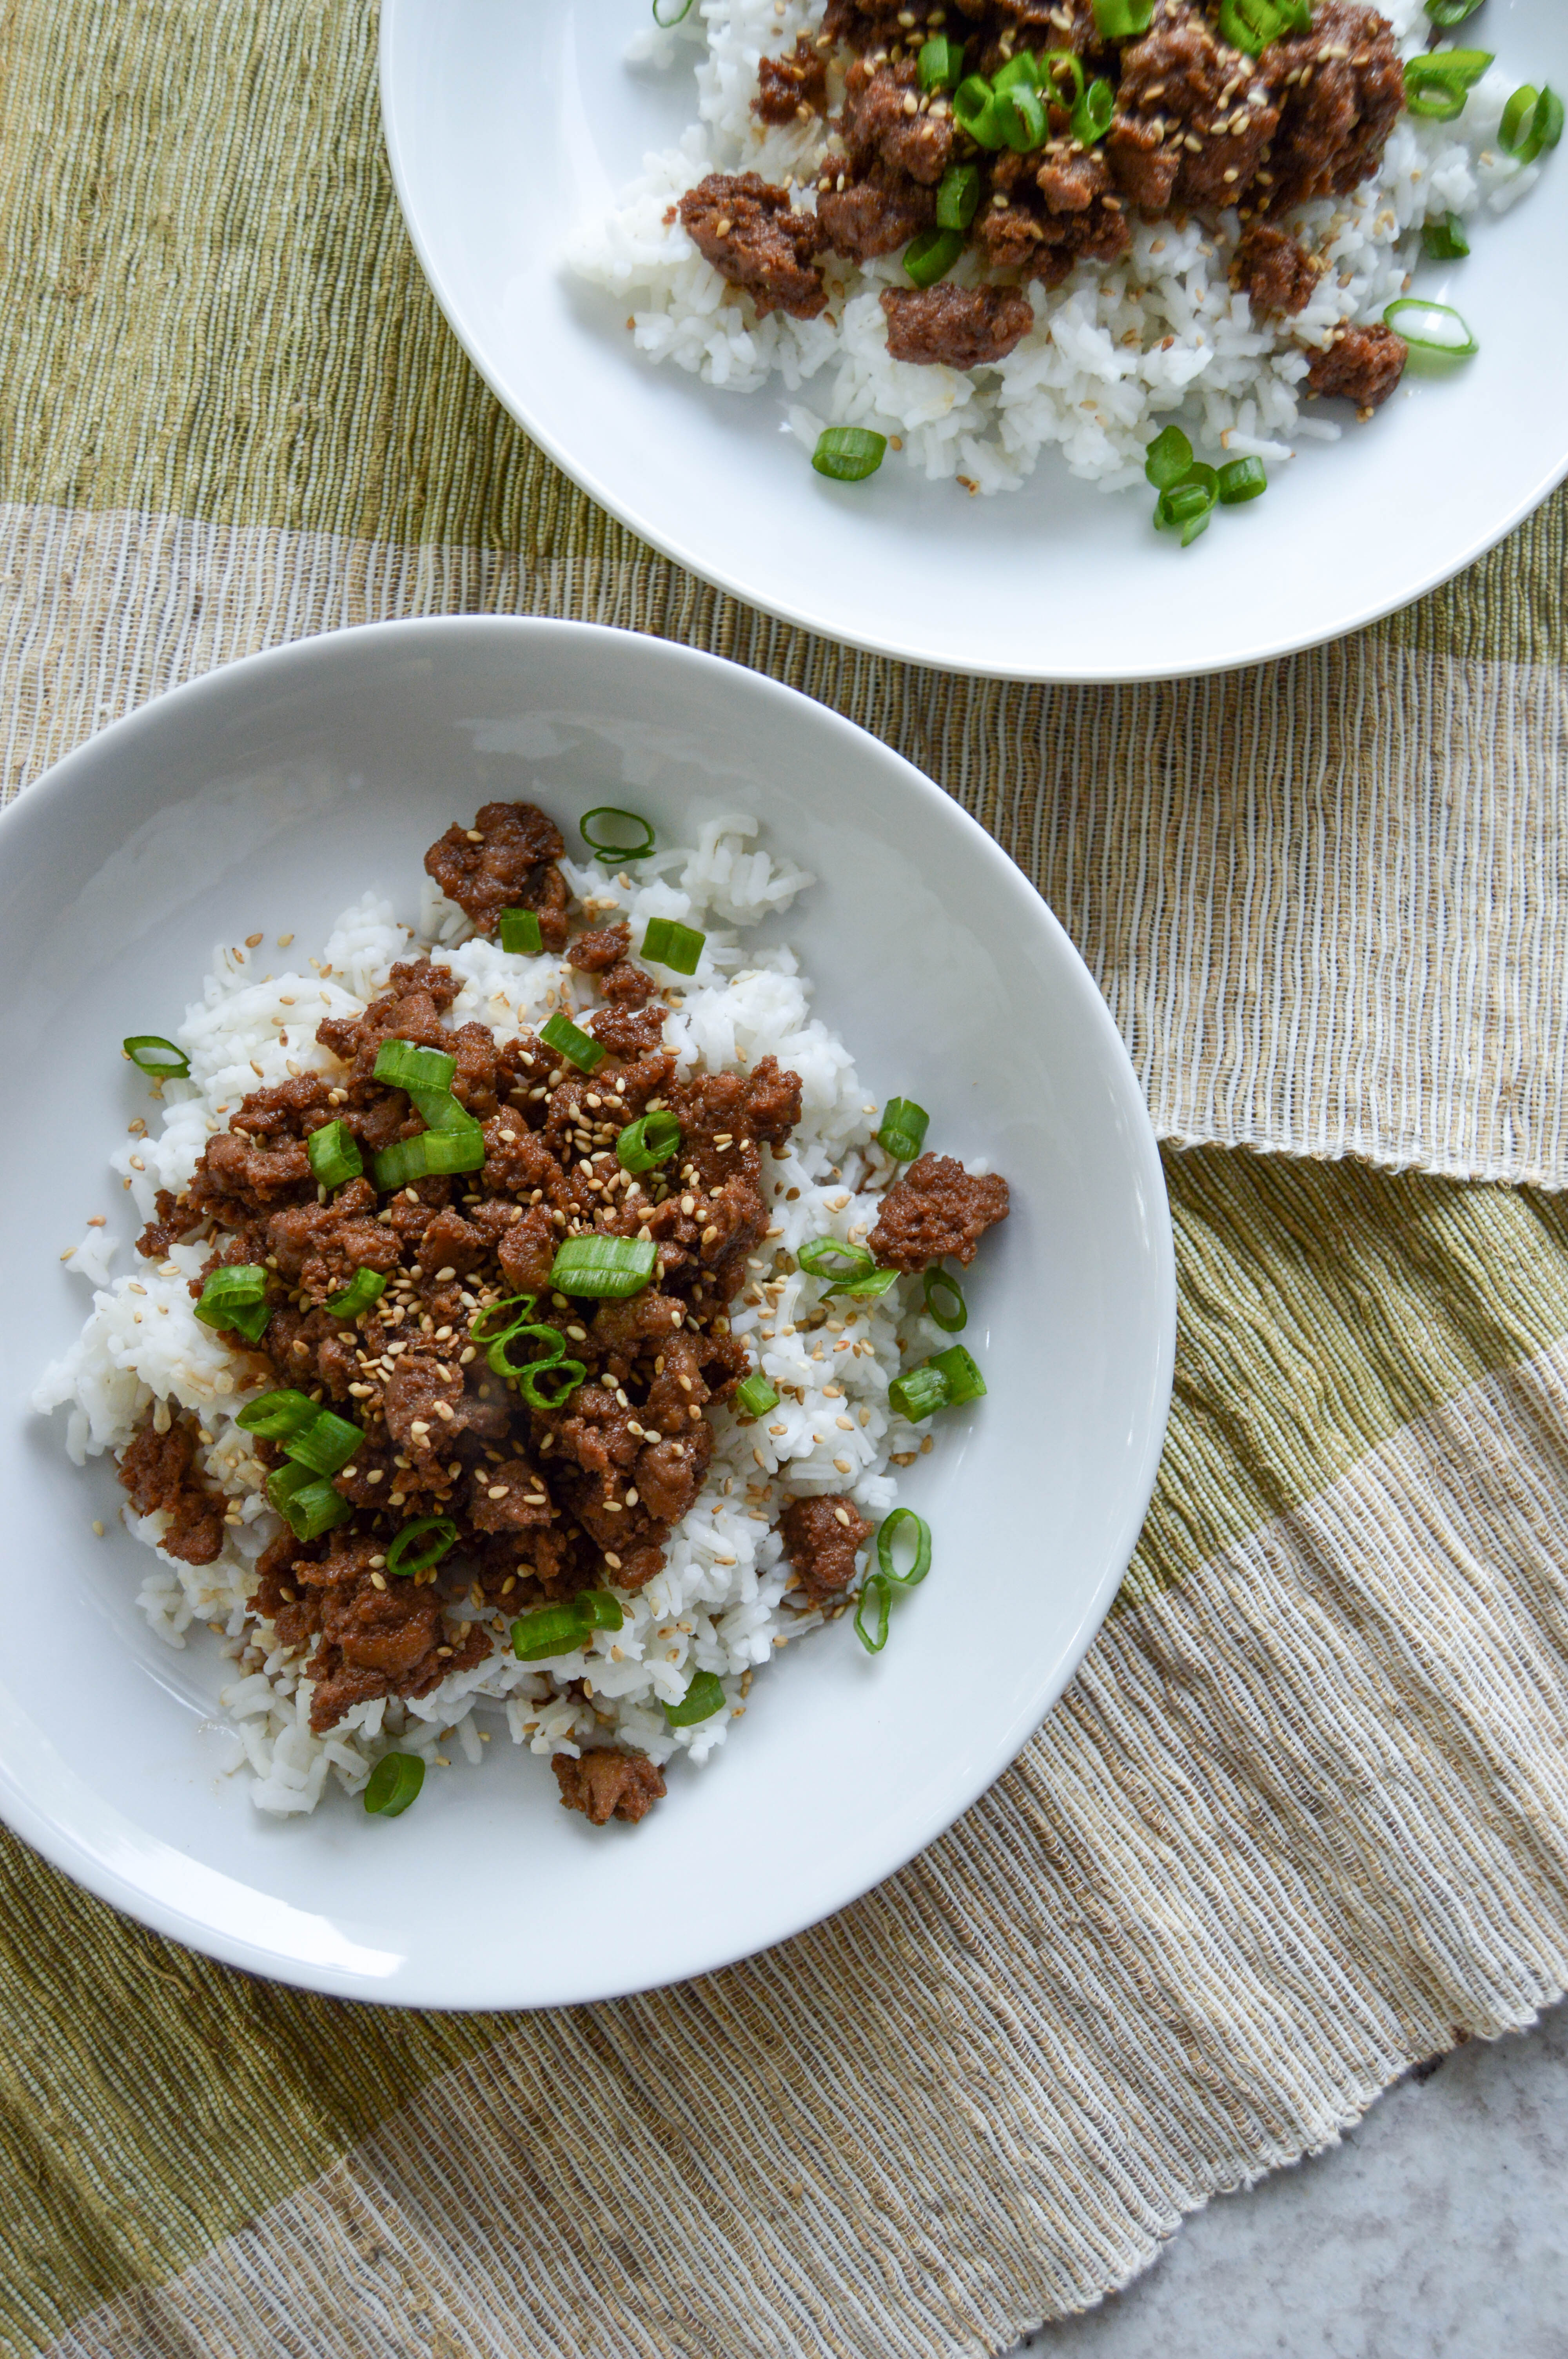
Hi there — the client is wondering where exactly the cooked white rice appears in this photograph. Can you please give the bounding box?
[570,0,1534,493]
[34,817,958,1816]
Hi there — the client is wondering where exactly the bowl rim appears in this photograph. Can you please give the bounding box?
[0,613,1176,2005]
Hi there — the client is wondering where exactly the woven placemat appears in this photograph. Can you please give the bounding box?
[2,5,1566,2354]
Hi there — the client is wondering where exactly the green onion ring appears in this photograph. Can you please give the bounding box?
[1403,48,1493,122]
[878,1507,933,1589]
[1071,77,1115,147]
[796,1236,877,1284]
[386,1515,459,1578]
[363,1753,425,1816]
[512,1603,590,1660]
[1043,48,1085,109]
[519,1356,588,1411]
[617,1109,681,1173]
[499,906,544,956]
[325,1268,388,1321]
[918,32,965,91]
[236,1387,318,1439]
[306,1119,364,1189]
[876,1097,930,1161]
[855,1576,895,1653]
[664,1668,727,1727]
[652,0,694,25]
[538,1011,606,1074]
[640,916,706,974]
[1091,0,1153,35]
[995,80,1047,151]
[1425,0,1485,20]
[372,1039,457,1092]
[953,73,1007,148]
[812,427,887,482]
[1501,84,1564,165]
[548,1234,659,1297]
[1144,425,1194,491]
[1421,211,1470,262]
[904,225,966,286]
[936,161,983,230]
[486,1320,566,1381]
[284,1407,366,1476]
[1383,296,1478,359]
[888,1363,950,1422]
[1217,456,1268,506]
[575,1590,626,1632]
[922,1263,967,1332]
[468,1291,539,1345]
[123,1034,191,1080]
[734,1371,779,1419]
[580,807,657,862]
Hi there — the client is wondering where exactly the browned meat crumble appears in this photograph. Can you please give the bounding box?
[553,1749,668,1825]
[869,1154,1010,1270]
[779,1494,874,1606]
[1232,224,1319,318]
[1305,318,1408,409]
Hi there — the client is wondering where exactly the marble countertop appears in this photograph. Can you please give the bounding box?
[1014,1998,1566,2359]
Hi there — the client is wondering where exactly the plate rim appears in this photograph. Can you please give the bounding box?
[0,612,1176,2006]
[377,0,1568,687]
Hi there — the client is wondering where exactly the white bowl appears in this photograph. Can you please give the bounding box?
[0,618,1172,2007]
[381,0,1568,681]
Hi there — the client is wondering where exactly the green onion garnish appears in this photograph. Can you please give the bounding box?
[469,1290,538,1344]
[1154,463,1219,549]
[953,73,1007,148]
[922,1263,967,1332]
[992,51,1044,92]
[1404,47,1492,121]
[548,1234,659,1297]
[123,1034,191,1080]
[616,1109,681,1172]
[499,906,544,956]
[581,807,657,862]
[735,1372,779,1418]
[835,1266,900,1299]
[641,916,705,974]
[363,1752,425,1816]
[797,1237,877,1284]
[995,80,1047,150]
[664,1668,726,1727]
[1144,425,1194,491]
[373,1039,458,1093]
[1426,0,1484,20]
[307,1120,363,1190]
[386,1515,458,1578]
[370,1127,487,1191]
[918,31,964,89]
[1383,296,1478,360]
[904,225,965,287]
[812,428,887,482]
[877,1098,930,1161]
[1421,211,1471,261]
[575,1590,626,1632]
[284,1407,365,1476]
[652,0,694,22]
[854,1507,933,1654]
[1217,456,1268,505]
[485,1316,565,1379]
[935,161,982,231]
[538,1011,606,1074]
[1071,76,1115,145]
[475,1299,583,1409]
[1044,48,1086,108]
[1091,0,1153,36]
[237,1388,318,1438]
[194,1265,272,1345]
[889,1342,987,1421]
[325,1267,388,1320]
[521,1356,588,1410]
[407,1085,482,1139]
[267,1461,352,1539]
[1216,0,1310,55]
[1500,84,1564,165]
[512,1603,590,1660]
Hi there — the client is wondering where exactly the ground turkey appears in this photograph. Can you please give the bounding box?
[779,1494,872,1606]
[1306,320,1407,409]
[1260,0,1405,214]
[118,1419,225,1565]
[869,1154,1010,1269]
[424,801,569,947]
[677,173,828,320]
[1233,225,1319,318]
[553,1749,667,1825]
[754,33,828,125]
[1107,2,1280,213]
[880,286,1034,369]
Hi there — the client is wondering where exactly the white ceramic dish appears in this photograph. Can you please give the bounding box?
[0,617,1172,2008]
[380,0,1568,683]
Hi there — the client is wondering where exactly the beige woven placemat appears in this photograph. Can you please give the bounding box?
[2,5,1567,2354]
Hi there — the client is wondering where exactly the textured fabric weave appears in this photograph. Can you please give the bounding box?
[2,2,1567,2353]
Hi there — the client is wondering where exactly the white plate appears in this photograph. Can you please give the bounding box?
[0,617,1172,2008]
[381,0,1568,682]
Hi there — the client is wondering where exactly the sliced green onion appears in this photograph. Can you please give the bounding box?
[995,80,1048,151]
[285,1408,365,1476]
[918,31,964,89]
[936,161,982,230]
[905,225,965,286]
[1421,211,1471,262]
[812,427,887,482]
[855,1576,896,1653]
[236,1388,318,1439]
[797,1237,877,1284]
[370,1126,487,1190]
[888,1363,950,1421]
[499,906,544,956]
[922,1263,967,1332]
[1404,48,1492,121]
[520,1356,587,1410]
[575,1590,626,1632]
[512,1603,588,1660]
[1216,0,1310,55]
[641,916,705,974]
[363,1753,425,1816]
[832,1265,900,1300]
[469,1291,538,1344]
[1144,424,1194,490]
[1071,76,1115,145]
[930,1342,985,1405]
[307,1119,363,1190]
[373,1039,457,1092]
[267,1461,351,1540]
[992,51,1044,93]
[123,1034,190,1080]
[664,1668,726,1727]
[1154,464,1219,549]
[549,1234,658,1297]
[538,1010,606,1074]
[953,74,1007,148]
[581,807,657,862]
[616,1109,681,1172]
[1091,0,1154,36]
[486,1320,565,1381]
[877,1097,929,1161]
[1426,0,1484,20]
[408,1086,483,1139]
[1501,84,1564,165]
[325,1267,388,1320]
[1217,456,1268,505]
[652,0,694,23]
[855,1508,934,1654]
[1383,296,1478,359]
[735,1372,779,1418]
[1041,48,1085,110]
[386,1515,458,1578]
[195,1265,271,1345]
